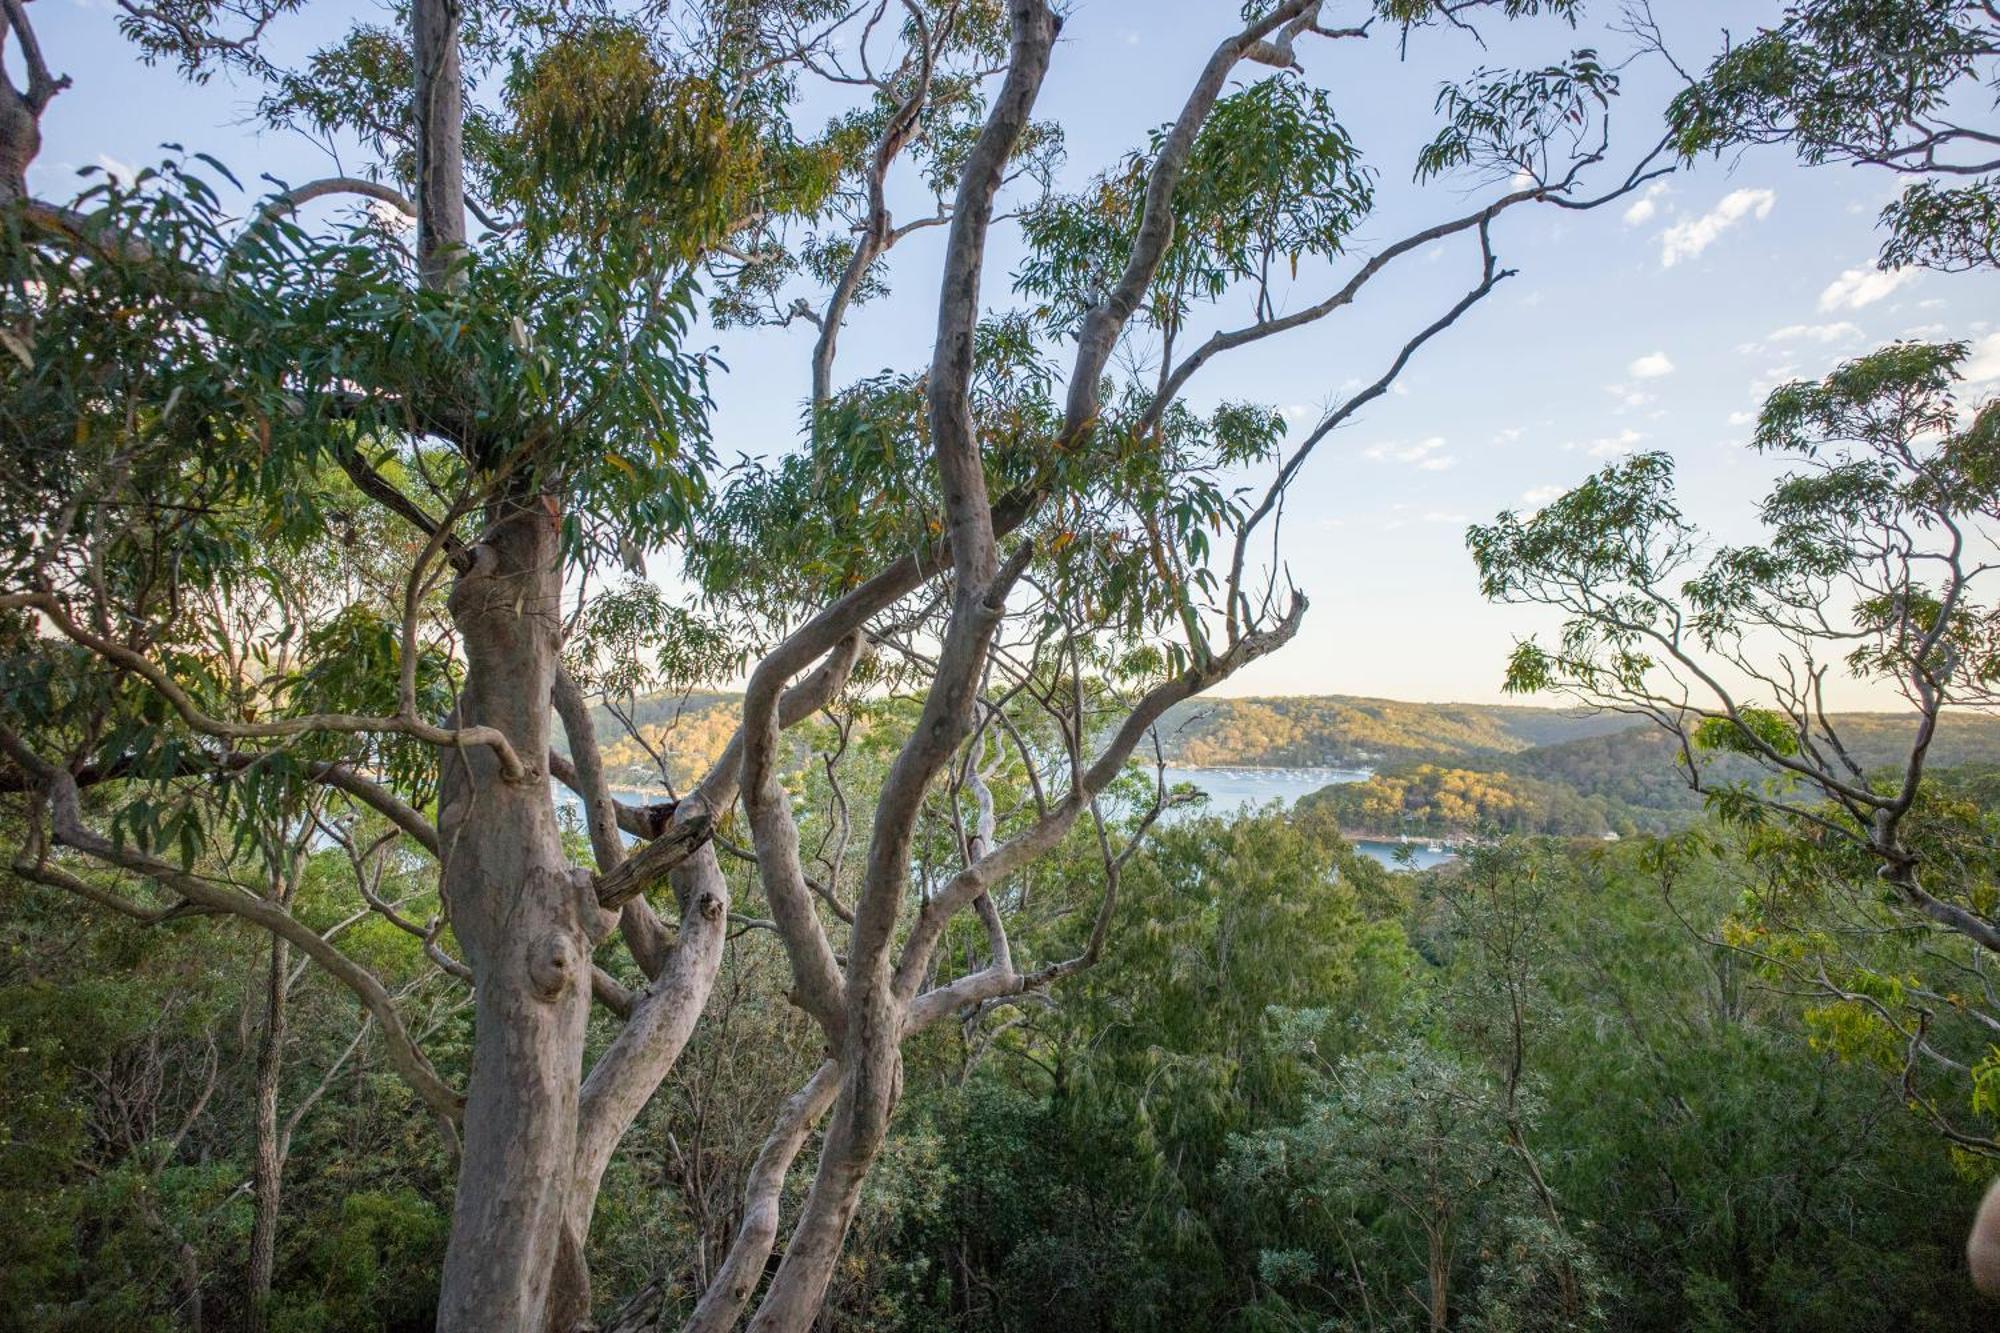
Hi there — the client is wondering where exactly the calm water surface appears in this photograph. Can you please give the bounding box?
[1160,765,1456,870]
[560,767,1454,870]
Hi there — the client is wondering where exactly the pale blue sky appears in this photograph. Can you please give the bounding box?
[29,1,2000,705]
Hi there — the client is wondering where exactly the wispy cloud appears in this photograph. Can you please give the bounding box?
[1628,351,1675,379]
[1623,182,1669,227]
[1660,188,1774,267]
[1963,333,2000,385]
[1750,363,1800,398]
[95,154,136,186]
[1581,428,1646,458]
[1364,436,1455,471]
[369,199,416,231]
[1819,265,1917,312]
[1765,321,1862,344]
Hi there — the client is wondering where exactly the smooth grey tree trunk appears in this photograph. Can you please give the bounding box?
[434,497,604,1330]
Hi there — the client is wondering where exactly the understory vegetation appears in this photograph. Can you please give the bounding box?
[4,795,1992,1331]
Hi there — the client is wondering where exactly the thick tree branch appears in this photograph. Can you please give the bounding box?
[553,666,670,978]
[1059,0,1315,441]
[685,1060,843,1333]
[412,0,466,288]
[593,633,866,910]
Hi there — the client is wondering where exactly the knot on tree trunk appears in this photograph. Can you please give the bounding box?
[527,929,580,1001]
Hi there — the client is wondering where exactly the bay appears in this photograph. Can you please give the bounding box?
[556,766,1455,871]
[1161,765,1456,870]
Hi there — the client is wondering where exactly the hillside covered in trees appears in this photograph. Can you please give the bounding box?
[1162,694,2000,771]
[584,690,2000,839]
[1156,694,1638,767]
[1291,709,2000,837]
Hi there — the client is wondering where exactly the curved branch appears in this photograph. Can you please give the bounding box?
[811,1,935,411]
[685,1061,843,1333]
[553,667,669,978]
[595,631,866,910]
[1059,0,1315,441]
[1225,224,1510,637]
[257,175,416,224]
[893,592,1307,1005]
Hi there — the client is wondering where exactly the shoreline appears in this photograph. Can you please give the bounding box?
[1167,761,1373,773]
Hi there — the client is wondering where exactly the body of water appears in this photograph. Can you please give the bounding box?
[557,767,1456,871]
[1161,764,1457,870]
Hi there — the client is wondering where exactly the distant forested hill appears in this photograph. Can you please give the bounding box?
[1157,694,2000,767]
[567,688,2000,828]
[1291,706,2000,838]
[569,691,1639,787]
[1156,695,1641,768]
[557,692,742,790]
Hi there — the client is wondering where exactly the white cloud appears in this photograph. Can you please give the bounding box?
[1492,426,1525,444]
[368,199,417,231]
[1750,362,1799,398]
[1765,321,1862,344]
[1727,409,1756,426]
[1366,436,1459,472]
[1365,436,1444,463]
[1628,351,1675,379]
[1660,188,1775,266]
[95,154,136,186]
[1606,384,1654,412]
[1963,333,2000,385]
[1583,428,1646,458]
[1423,511,1470,524]
[1521,485,1564,509]
[1622,181,1669,227]
[1818,265,1917,312]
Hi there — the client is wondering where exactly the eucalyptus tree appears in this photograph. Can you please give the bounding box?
[1485,1,2000,1166]
[1470,344,2000,1152]
[0,0,1659,1327]
[1649,0,2000,271]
